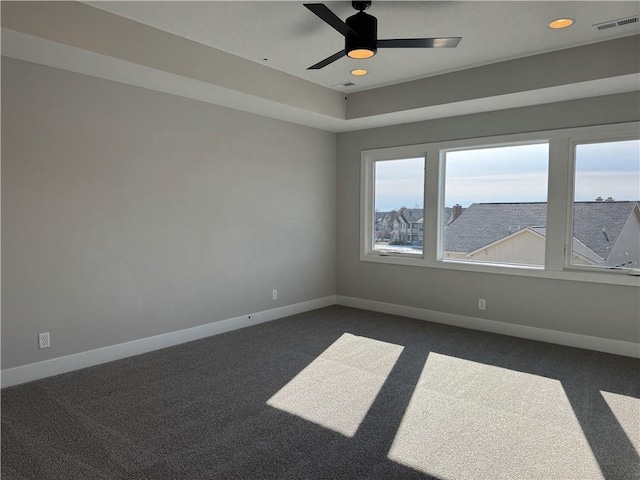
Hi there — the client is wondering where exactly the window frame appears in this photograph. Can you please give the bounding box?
[438,138,551,267]
[360,146,428,260]
[360,122,640,286]
[564,131,640,274]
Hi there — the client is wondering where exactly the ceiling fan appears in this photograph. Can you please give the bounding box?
[304,1,461,70]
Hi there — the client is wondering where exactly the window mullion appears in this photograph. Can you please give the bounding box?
[423,148,441,262]
[545,137,572,271]
[360,152,375,261]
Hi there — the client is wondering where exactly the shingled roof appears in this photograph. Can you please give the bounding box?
[444,203,547,254]
[444,201,639,261]
[572,201,637,259]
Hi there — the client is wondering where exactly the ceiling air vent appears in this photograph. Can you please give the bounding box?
[331,81,356,88]
[594,15,639,31]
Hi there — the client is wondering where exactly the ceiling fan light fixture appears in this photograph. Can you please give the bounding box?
[350,68,368,76]
[549,18,575,29]
[345,10,377,59]
[347,48,375,59]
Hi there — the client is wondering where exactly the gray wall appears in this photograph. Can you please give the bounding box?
[3,54,639,372]
[337,92,640,343]
[2,58,337,369]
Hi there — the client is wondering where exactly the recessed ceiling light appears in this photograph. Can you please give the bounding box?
[350,69,368,76]
[549,18,575,29]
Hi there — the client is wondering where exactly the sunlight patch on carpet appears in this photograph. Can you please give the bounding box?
[601,390,640,455]
[266,333,403,437]
[388,353,603,480]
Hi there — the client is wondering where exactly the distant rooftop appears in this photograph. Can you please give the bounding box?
[444,201,639,258]
[572,201,638,259]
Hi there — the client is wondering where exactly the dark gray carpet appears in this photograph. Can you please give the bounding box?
[2,306,639,479]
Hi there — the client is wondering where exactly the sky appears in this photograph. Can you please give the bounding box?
[374,140,640,211]
[575,140,640,202]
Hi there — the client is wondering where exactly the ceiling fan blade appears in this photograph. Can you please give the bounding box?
[378,37,462,48]
[308,50,347,70]
[304,3,356,37]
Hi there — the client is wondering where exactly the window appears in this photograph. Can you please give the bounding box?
[570,139,640,270]
[360,122,639,285]
[373,158,425,255]
[442,142,549,267]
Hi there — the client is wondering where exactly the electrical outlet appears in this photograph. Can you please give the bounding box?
[478,299,486,311]
[272,289,278,301]
[38,332,50,349]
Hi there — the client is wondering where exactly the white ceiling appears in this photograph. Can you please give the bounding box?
[87,1,640,92]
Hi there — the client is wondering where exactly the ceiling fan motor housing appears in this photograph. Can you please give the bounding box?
[346,11,377,57]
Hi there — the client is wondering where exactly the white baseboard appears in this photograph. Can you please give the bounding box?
[4,294,636,388]
[1,295,337,388]
[336,295,640,359]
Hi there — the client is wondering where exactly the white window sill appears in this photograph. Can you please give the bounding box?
[360,253,640,287]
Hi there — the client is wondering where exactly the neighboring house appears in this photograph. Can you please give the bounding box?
[374,211,389,241]
[374,204,465,247]
[395,208,424,245]
[443,201,640,267]
[375,208,424,245]
[375,210,397,242]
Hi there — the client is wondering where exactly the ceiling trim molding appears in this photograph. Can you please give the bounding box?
[1,0,346,119]
[1,1,638,133]
[347,35,640,119]
[1,29,346,132]
[3,28,639,134]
